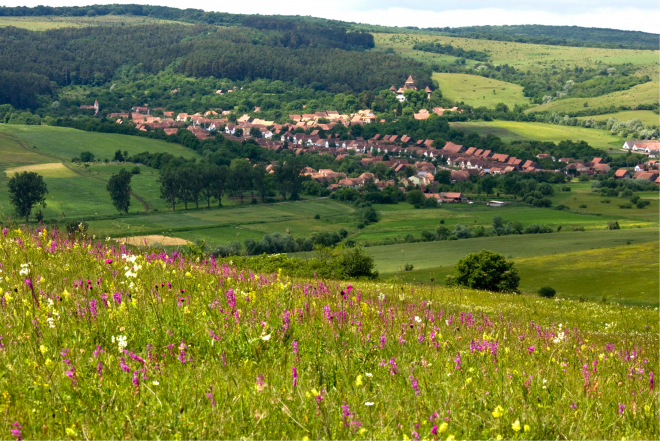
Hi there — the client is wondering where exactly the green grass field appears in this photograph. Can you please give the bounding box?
[432,73,530,109]
[379,239,658,306]
[0,125,200,219]
[0,15,179,30]
[577,109,659,126]
[373,32,659,74]
[526,81,659,114]
[450,120,626,151]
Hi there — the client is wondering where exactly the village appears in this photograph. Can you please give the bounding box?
[87,75,659,196]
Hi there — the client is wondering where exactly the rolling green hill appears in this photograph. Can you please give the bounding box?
[432,73,530,108]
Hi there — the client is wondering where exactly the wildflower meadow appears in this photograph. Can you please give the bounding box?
[0,227,657,440]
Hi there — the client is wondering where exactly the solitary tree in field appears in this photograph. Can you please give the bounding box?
[447,249,520,293]
[159,167,179,210]
[7,171,48,223]
[106,168,132,214]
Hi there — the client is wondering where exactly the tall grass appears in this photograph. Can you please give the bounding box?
[0,227,657,439]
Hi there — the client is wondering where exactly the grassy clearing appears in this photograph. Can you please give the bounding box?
[0,228,657,439]
[577,110,659,126]
[526,82,659,115]
[372,32,659,74]
[0,15,179,31]
[450,120,626,151]
[432,73,530,109]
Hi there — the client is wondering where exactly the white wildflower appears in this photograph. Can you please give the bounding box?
[414,316,422,323]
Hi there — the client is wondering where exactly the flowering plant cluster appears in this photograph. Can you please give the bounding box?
[0,227,657,439]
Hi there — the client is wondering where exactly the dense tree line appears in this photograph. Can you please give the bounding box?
[412,42,489,61]
[0,71,52,109]
[157,157,309,210]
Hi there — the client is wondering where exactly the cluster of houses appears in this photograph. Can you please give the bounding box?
[622,140,660,157]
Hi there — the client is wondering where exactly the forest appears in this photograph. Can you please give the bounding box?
[0,23,430,110]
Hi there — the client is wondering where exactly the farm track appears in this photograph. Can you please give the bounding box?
[0,132,151,213]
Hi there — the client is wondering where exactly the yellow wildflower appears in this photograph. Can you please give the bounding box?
[61,289,71,300]
[39,345,48,355]
[524,425,530,433]
[492,405,504,418]
[438,422,448,433]
[465,377,472,385]
[446,435,455,441]
[355,375,363,386]
[511,420,521,432]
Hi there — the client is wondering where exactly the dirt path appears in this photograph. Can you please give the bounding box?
[0,132,150,213]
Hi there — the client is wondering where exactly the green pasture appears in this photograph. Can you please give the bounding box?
[432,73,530,109]
[577,110,659,126]
[526,81,659,115]
[450,120,625,151]
[0,15,179,31]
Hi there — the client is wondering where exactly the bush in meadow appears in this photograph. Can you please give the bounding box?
[447,249,520,293]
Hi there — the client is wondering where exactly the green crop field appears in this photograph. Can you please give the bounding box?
[432,73,530,109]
[0,125,198,162]
[0,15,179,31]
[450,120,626,151]
[577,110,659,126]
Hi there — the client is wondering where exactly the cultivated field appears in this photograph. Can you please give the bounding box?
[432,73,530,109]
[0,14,179,30]
[577,110,659,126]
[0,228,657,439]
[450,121,626,151]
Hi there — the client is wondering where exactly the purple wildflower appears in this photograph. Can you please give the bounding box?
[409,375,420,396]
[11,422,21,441]
[292,367,298,388]
[618,403,625,415]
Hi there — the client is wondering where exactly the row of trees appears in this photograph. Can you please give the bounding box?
[157,158,308,210]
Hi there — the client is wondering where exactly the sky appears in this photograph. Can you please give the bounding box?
[3,0,659,33]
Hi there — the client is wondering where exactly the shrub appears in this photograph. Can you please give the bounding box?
[523,224,553,234]
[600,199,611,203]
[337,246,378,279]
[314,213,320,219]
[404,263,414,272]
[607,221,620,230]
[446,250,520,293]
[578,173,590,182]
[561,186,571,192]
[538,286,556,298]
[131,166,141,175]
[421,230,435,242]
[619,203,632,209]
[79,151,95,162]
[637,200,650,209]
[579,204,587,208]
[554,204,567,210]
[453,224,473,239]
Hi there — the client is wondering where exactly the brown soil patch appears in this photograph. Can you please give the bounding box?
[115,235,190,246]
